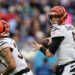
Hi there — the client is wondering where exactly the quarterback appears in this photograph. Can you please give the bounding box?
[0,20,33,75]
[31,6,75,75]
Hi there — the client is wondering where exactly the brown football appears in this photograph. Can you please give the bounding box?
[40,39,50,48]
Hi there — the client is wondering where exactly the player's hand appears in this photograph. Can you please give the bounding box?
[40,37,52,48]
[30,41,43,51]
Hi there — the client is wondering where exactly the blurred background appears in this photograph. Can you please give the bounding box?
[0,0,75,75]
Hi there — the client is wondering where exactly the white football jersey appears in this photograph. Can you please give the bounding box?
[51,24,75,65]
[0,38,28,75]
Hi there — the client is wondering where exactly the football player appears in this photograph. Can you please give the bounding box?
[0,20,33,75]
[31,6,75,75]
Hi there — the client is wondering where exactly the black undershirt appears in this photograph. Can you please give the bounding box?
[49,37,64,54]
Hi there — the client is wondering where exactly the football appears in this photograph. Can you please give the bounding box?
[40,39,50,48]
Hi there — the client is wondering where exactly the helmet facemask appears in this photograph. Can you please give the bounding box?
[48,15,60,27]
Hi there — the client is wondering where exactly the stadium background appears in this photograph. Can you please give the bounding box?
[0,0,75,75]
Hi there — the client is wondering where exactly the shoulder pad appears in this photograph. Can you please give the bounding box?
[52,27,61,32]
[0,38,11,50]
[0,41,8,46]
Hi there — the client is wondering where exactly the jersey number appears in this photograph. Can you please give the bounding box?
[18,49,23,59]
[14,44,23,59]
[72,32,75,42]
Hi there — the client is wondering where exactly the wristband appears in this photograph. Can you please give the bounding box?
[40,47,47,55]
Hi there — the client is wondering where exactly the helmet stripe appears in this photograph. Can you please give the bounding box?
[54,9,61,15]
[54,7,64,15]
[51,9,61,17]
[59,6,64,14]
[60,7,66,14]
[51,10,59,15]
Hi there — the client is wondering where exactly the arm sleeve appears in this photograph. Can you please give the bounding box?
[49,37,64,54]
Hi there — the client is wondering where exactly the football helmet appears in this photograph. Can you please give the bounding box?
[0,20,10,37]
[48,6,68,25]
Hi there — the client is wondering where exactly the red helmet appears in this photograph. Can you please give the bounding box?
[48,6,68,25]
[0,20,10,37]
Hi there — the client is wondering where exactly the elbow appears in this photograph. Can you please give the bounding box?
[11,64,16,70]
[46,50,54,57]
[46,53,54,57]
